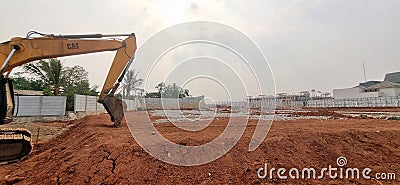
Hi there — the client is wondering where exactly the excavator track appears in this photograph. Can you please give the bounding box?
[0,128,32,165]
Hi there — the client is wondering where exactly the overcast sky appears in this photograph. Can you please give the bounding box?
[1,0,399,101]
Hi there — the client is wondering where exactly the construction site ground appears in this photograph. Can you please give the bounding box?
[0,108,399,184]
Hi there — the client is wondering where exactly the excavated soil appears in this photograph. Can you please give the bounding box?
[1,112,400,184]
[308,107,400,113]
[290,110,349,118]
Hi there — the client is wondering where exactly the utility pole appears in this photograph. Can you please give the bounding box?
[363,62,367,82]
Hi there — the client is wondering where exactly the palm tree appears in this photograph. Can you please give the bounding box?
[122,69,143,98]
[155,82,165,95]
[23,58,63,96]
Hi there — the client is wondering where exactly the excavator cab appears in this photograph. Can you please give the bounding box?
[0,31,137,163]
[0,76,14,124]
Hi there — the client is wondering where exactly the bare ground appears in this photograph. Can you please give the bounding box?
[0,111,399,184]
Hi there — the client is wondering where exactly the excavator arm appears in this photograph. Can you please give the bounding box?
[0,32,137,99]
[0,32,137,125]
[0,32,137,163]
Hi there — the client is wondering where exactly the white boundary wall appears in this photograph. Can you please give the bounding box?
[123,99,137,111]
[74,94,138,113]
[13,95,66,116]
[142,96,205,110]
[74,95,204,111]
[74,94,106,113]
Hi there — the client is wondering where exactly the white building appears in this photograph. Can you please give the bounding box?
[333,72,400,99]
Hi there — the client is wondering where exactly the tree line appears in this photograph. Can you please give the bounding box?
[13,58,192,111]
[13,58,98,111]
[145,82,190,98]
[13,58,144,111]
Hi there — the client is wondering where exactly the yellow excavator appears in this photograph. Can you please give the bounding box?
[0,31,137,163]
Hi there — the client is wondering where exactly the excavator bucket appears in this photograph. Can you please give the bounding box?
[0,128,32,164]
[101,96,126,127]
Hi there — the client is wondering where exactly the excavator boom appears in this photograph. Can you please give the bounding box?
[0,31,137,163]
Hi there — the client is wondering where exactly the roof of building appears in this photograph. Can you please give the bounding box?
[357,81,381,88]
[366,81,400,90]
[384,71,400,83]
[14,90,44,96]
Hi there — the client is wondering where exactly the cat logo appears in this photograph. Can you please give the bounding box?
[67,43,79,49]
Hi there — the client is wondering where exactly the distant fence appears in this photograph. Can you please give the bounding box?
[249,96,400,109]
[143,96,205,110]
[13,95,66,116]
[306,96,400,108]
